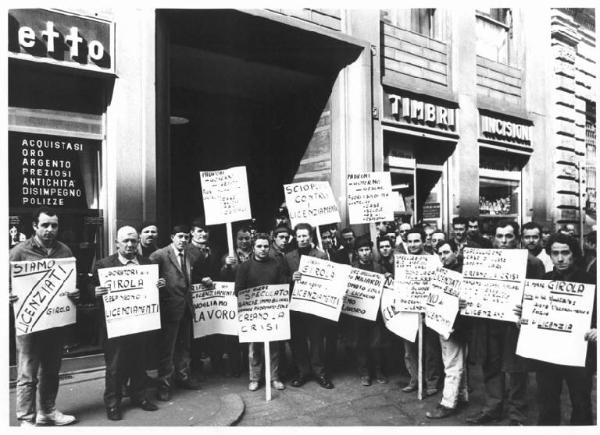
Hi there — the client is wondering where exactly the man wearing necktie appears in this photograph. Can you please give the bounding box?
[150,225,210,401]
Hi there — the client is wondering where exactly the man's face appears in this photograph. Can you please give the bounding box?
[140,225,158,247]
[522,228,542,252]
[171,232,189,251]
[274,232,290,250]
[438,243,458,267]
[253,238,270,260]
[378,241,392,258]
[236,231,251,251]
[453,224,466,242]
[296,229,311,248]
[467,220,480,238]
[376,222,387,233]
[541,231,551,247]
[431,232,446,248]
[398,223,411,242]
[549,242,575,272]
[386,232,397,246]
[117,229,139,259]
[357,246,372,263]
[424,227,434,246]
[342,232,355,249]
[493,225,517,249]
[33,213,59,244]
[320,231,333,250]
[191,226,209,244]
[407,233,424,255]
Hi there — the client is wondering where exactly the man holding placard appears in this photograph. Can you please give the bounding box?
[91,226,161,420]
[9,208,80,426]
[235,233,288,391]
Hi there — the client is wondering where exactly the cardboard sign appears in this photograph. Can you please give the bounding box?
[192,282,238,338]
[342,267,385,321]
[517,279,596,367]
[11,257,77,335]
[283,181,341,228]
[425,267,462,340]
[290,256,351,321]
[380,276,419,342]
[460,248,528,322]
[347,172,394,224]
[200,166,252,225]
[237,284,290,343]
[99,264,160,339]
[394,254,440,312]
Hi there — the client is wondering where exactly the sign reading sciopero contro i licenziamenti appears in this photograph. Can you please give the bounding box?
[9,131,100,209]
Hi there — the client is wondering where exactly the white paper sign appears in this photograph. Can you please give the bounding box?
[237,284,290,343]
[517,279,595,367]
[200,166,252,225]
[347,172,394,224]
[425,267,462,340]
[100,264,160,339]
[342,267,385,321]
[283,181,341,228]
[192,282,238,338]
[394,254,440,312]
[460,248,528,322]
[11,257,77,335]
[380,276,419,342]
[290,256,351,321]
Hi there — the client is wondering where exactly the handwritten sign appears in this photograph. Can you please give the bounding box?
[342,267,385,321]
[517,279,596,366]
[11,257,77,335]
[192,282,238,338]
[237,284,290,343]
[380,276,419,342]
[200,166,252,225]
[99,264,160,339]
[347,172,394,224]
[290,256,351,321]
[460,248,527,322]
[283,181,341,228]
[394,254,440,312]
[425,267,462,340]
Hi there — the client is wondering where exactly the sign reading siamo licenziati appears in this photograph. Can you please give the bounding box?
[9,131,100,208]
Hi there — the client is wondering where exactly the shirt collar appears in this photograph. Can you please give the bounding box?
[172,244,185,256]
[118,253,139,265]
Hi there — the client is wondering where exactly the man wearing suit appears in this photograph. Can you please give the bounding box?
[91,226,160,420]
[396,222,412,254]
[150,224,211,401]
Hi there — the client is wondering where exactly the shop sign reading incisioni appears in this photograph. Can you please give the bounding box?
[479,114,532,145]
[385,92,457,132]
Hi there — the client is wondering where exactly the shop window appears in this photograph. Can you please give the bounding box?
[382,9,447,41]
[476,8,512,64]
[479,178,519,217]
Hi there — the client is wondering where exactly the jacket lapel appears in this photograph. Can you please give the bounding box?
[167,247,183,273]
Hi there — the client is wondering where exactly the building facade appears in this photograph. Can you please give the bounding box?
[7,8,597,356]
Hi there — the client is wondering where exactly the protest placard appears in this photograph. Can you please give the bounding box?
[192,282,238,338]
[347,172,394,224]
[200,166,252,225]
[516,279,596,367]
[290,256,351,321]
[11,257,77,335]
[394,254,440,312]
[283,181,341,228]
[237,284,290,343]
[99,264,160,339]
[342,267,385,321]
[460,248,527,322]
[380,276,419,342]
[425,267,462,340]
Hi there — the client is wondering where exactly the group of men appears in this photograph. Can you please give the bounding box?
[8,207,597,426]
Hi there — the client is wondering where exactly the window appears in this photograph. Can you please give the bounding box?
[382,9,446,41]
[586,101,596,219]
[476,8,512,64]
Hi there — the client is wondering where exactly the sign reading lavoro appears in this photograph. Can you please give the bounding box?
[9,132,99,208]
[192,282,238,338]
[386,93,457,132]
[9,9,114,74]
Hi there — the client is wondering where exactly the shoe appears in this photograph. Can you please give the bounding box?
[290,376,308,387]
[465,411,500,424]
[402,383,417,393]
[36,410,77,426]
[375,372,388,384]
[131,398,158,411]
[426,404,456,419]
[248,381,260,391]
[360,376,371,386]
[317,375,334,389]
[425,388,439,397]
[157,386,172,401]
[106,407,122,421]
[271,380,286,390]
[19,420,36,427]
[176,378,202,390]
